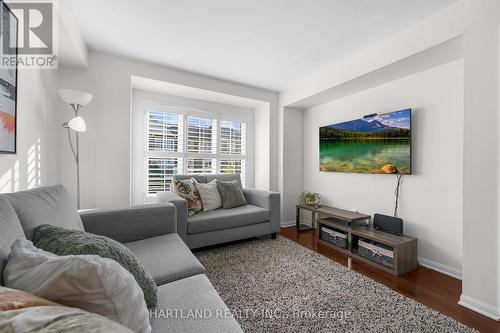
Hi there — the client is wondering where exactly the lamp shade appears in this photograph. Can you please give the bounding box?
[68,116,86,132]
[59,89,93,106]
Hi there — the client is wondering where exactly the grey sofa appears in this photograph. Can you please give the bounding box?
[157,173,280,249]
[0,185,243,333]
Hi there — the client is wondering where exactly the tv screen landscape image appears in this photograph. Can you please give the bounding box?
[319,109,411,174]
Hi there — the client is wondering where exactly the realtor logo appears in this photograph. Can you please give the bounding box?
[6,2,52,54]
[1,1,57,69]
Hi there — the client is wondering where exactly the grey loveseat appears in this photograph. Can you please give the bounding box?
[157,174,280,249]
[0,185,243,333]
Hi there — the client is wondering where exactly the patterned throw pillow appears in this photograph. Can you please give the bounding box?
[0,305,135,333]
[194,180,222,212]
[32,224,157,308]
[173,179,203,216]
[0,286,61,311]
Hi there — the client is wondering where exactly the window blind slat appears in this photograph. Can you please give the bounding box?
[220,159,246,187]
[187,158,216,174]
[187,116,216,154]
[148,112,183,152]
[220,121,246,155]
[147,157,182,194]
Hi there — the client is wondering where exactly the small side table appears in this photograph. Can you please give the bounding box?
[295,204,318,231]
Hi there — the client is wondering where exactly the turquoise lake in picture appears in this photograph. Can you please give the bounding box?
[319,139,411,174]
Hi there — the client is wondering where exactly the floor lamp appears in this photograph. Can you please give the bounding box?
[59,89,93,210]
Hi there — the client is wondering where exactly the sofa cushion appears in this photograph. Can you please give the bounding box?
[4,239,151,333]
[205,173,242,188]
[0,305,135,333]
[33,224,157,308]
[150,274,243,333]
[217,180,247,209]
[195,180,222,211]
[0,197,26,286]
[0,286,61,310]
[2,185,83,240]
[124,233,205,286]
[188,204,269,234]
[173,179,203,216]
[174,174,242,187]
[174,175,207,183]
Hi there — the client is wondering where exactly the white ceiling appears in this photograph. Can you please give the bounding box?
[68,0,457,92]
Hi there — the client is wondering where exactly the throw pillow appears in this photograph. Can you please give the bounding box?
[173,179,203,216]
[0,306,134,333]
[32,224,157,308]
[194,180,222,211]
[0,286,61,311]
[0,196,26,286]
[216,180,248,209]
[4,239,151,333]
[4,185,85,240]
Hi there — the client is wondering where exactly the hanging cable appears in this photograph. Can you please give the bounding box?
[394,173,404,217]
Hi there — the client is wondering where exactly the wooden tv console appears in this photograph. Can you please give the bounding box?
[314,206,417,276]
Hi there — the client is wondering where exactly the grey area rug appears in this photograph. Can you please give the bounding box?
[195,236,475,333]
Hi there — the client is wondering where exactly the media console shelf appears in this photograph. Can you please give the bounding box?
[317,217,417,276]
[295,205,371,231]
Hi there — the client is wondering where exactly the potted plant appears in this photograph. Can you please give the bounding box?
[298,192,321,208]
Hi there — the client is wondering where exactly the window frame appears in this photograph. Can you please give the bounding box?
[143,104,248,197]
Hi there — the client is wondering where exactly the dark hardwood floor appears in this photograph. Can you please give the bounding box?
[280,226,500,333]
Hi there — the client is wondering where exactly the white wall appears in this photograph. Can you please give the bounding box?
[459,0,500,319]
[254,103,271,190]
[304,60,464,276]
[280,0,500,318]
[0,69,60,194]
[131,89,255,204]
[0,0,84,198]
[58,51,279,209]
[282,107,304,223]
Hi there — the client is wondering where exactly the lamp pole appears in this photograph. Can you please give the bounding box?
[62,104,85,209]
[72,104,81,210]
[59,89,92,210]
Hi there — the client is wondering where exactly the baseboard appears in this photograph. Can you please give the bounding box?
[280,220,296,227]
[418,257,462,280]
[459,294,500,320]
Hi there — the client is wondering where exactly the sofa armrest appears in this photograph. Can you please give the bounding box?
[243,188,281,233]
[80,203,176,243]
[157,191,188,243]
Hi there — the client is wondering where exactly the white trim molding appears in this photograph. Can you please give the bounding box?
[459,294,500,320]
[417,257,462,280]
[280,220,296,227]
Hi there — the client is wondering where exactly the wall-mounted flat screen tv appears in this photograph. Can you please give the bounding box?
[319,109,411,174]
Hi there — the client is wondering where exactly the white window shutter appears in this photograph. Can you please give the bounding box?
[220,159,246,187]
[220,120,246,155]
[187,158,217,174]
[187,116,216,154]
[148,112,181,152]
[147,157,182,194]
[219,120,247,187]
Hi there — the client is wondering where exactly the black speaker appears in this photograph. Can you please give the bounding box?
[374,214,403,236]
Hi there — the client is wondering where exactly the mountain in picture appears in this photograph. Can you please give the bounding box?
[331,119,396,132]
[319,109,412,174]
